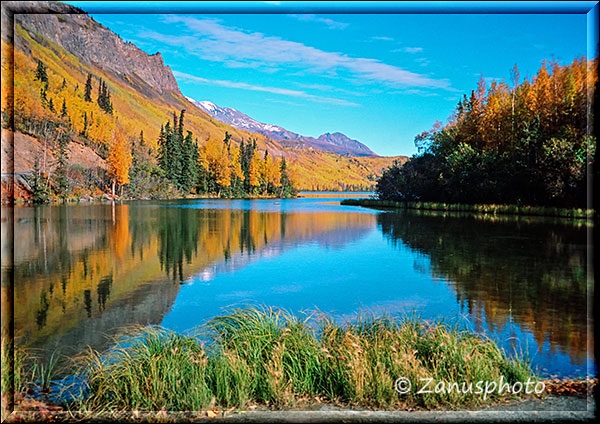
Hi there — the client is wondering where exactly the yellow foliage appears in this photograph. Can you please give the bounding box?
[202,138,230,189]
[107,123,132,186]
[248,153,261,188]
[7,21,404,192]
[229,143,244,184]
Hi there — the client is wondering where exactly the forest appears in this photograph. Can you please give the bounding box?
[20,61,296,203]
[377,58,597,208]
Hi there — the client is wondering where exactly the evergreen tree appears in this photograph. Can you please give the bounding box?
[40,85,48,107]
[80,112,88,137]
[53,131,71,202]
[47,98,55,112]
[60,98,68,118]
[180,131,199,193]
[34,60,48,83]
[97,79,113,114]
[84,73,93,102]
[32,158,50,204]
[157,124,166,169]
[279,157,295,197]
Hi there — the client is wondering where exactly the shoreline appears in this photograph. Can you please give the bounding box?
[340,199,594,220]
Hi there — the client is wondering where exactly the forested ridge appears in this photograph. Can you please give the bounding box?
[377,58,597,208]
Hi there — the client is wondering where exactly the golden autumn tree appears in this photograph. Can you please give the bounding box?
[229,143,245,187]
[106,120,132,196]
[265,154,280,192]
[201,138,231,195]
[247,152,261,193]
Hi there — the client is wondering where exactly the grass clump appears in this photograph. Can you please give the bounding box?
[76,307,536,412]
[2,340,25,419]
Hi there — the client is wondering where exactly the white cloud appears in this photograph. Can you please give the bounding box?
[403,47,423,53]
[371,36,394,41]
[173,70,360,106]
[143,16,452,91]
[287,14,349,30]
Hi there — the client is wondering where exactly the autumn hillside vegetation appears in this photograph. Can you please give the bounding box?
[2,11,402,203]
[377,58,597,208]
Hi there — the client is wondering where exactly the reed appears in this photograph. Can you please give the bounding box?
[75,306,535,412]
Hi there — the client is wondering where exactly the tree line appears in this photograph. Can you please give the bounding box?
[23,59,296,203]
[377,57,597,208]
[126,110,296,199]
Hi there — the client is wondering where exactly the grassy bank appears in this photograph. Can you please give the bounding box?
[341,199,594,219]
[59,307,535,413]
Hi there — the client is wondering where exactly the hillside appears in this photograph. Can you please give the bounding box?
[2,3,407,199]
[187,98,377,157]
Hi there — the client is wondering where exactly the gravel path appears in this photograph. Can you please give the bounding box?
[214,395,595,422]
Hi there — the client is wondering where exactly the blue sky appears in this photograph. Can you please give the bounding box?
[66,2,591,156]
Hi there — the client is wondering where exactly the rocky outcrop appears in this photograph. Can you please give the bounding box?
[14,8,180,95]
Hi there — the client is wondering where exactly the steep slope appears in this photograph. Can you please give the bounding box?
[3,5,406,195]
[188,97,376,157]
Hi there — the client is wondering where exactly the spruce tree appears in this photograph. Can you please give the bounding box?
[158,123,168,173]
[60,98,68,118]
[35,60,48,83]
[40,86,48,107]
[279,157,295,197]
[32,158,51,203]
[80,112,88,137]
[53,132,71,202]
[181,131,198,193]
[84,73,93,102]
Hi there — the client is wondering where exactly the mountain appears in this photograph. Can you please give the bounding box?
[187,98,376,157]
[2,3,407,199]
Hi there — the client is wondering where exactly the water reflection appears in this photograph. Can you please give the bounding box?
[1,198,593,378]
[2,201,375,365]
[377,210,592,374]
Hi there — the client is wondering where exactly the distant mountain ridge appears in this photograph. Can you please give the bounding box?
[187,98,377,157]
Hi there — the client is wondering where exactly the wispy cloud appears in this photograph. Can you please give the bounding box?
[371,36,394,41]
[403,47,423,53]
[293,82,367,97]
[288,14,349,30]
[173,70,360,106]
[392,88,439,97]
[143,16,452,91]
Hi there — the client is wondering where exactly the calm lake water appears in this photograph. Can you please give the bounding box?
[1,192,595,379]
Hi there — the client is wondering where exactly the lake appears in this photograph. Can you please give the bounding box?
[0,192,595,379]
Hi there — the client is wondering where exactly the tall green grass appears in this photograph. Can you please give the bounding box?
[2,339,25,419]
[76,307,535,412]
[341,199,594,220]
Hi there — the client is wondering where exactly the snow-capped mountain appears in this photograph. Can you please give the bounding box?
[186,97,376,157]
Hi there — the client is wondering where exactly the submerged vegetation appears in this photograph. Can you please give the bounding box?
[377,58,597,208]
[68,307,535,412]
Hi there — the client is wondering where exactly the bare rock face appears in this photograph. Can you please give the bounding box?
[15,10,180,95]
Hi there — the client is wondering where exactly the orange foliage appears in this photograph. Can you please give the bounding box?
[107,122,132,186]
